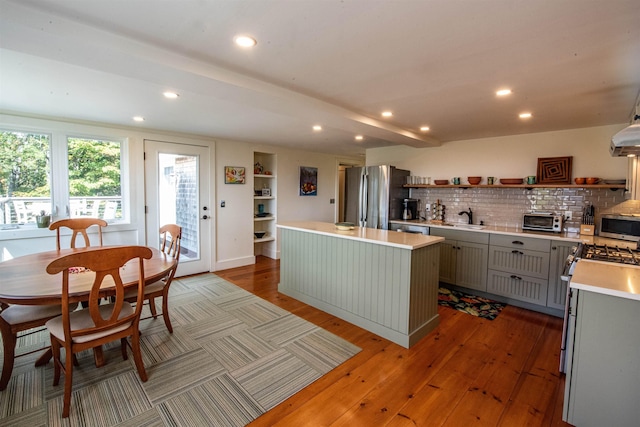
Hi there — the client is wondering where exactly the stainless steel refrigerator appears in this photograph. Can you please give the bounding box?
[344,165,410,229]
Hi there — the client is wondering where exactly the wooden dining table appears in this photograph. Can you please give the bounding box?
[0,245,177,366]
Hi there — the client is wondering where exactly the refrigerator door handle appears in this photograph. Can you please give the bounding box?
[360,173,368,227]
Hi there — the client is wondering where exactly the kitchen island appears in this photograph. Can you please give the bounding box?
[277,221,444,348]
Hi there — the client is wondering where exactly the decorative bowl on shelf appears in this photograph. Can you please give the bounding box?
[586,177,599,185]
[255,212,271,217]
[500,178,524,185]
[467,176,481,185]
[335,222,355,231]
[574,177,586,185]
[434,179,449,185]
[254,231,267,239]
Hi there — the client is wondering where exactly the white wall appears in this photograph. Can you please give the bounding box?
[366,124,629,181]
[214,139,357,269]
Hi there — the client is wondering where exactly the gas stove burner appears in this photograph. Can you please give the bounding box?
[582,244,640,265]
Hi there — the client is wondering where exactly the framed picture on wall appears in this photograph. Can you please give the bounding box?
[224,166,245,184]
[299,166,318,196]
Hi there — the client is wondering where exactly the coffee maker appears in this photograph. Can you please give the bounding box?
[402,198,418,220]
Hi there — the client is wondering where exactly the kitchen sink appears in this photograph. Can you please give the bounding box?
[452,224,486,230]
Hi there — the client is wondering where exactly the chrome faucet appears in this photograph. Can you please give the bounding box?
[459,207,473,224]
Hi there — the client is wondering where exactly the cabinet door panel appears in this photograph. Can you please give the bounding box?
[548,241,575,309]
[438,239,457,285]
[456,241,489,291]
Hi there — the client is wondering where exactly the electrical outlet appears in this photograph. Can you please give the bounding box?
[564,210,572,221]
[220,200,225,208]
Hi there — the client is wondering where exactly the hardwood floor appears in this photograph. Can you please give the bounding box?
[216,256,571,427]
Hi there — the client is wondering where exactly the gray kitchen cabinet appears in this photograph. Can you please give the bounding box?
[564,289,640,426]
[486,269,548,306]
[489,234,551,253]
[437,239,457,284]
[430,229,489,291]
[487,234,550,305]
[547,240,575,309]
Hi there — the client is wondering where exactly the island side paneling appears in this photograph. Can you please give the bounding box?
[278,228,440,347]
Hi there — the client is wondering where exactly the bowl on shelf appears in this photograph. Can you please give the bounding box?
[434,179,449,185]
[586,177,599,185]
[574,177,586,185]
[467,176,482,185]
[255,212,271,217]
[500,178,524,185]
[254,231,267,239]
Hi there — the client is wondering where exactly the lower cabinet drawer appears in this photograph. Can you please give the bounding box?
[488,246,550,279]
[487,269,548,306]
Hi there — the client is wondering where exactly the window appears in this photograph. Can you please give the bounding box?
[0,129,125,227]
[0,131,52,225]
[68,137,122,220]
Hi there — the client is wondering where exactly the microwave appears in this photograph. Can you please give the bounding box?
[599,214,640,241]
[522,213,563,233]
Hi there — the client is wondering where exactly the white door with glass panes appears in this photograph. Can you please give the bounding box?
[144,140,211,276]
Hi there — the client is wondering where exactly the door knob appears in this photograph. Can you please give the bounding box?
[201,215,209,220]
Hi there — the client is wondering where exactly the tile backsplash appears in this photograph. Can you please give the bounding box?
[408,187,632,232]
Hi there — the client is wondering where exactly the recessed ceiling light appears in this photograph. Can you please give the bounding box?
[496,89,512,96]
[133,116,145,122]
[234,35,257,48]
[519,112,533,119]
[355,135,364,141]
[312,125,322,131]
[420,126,430,132]
[163,91,179,99]
[381,111,393,118]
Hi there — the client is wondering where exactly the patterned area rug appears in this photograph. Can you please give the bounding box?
[0,274,361,426]
[438,287,506,320]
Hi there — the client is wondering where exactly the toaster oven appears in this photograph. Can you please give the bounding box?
[522,212,563,233]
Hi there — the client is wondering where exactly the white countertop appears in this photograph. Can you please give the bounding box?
[390,219,585,242]
[278,221,444,250]
[570,260,640,302]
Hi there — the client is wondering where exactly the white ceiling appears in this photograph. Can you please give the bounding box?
[1,0,639,157]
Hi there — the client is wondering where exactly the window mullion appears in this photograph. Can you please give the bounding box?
[50,132,69,220]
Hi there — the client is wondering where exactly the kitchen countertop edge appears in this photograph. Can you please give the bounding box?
[569,259,640,301]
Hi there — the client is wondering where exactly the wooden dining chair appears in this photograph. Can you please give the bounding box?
[125,224,181,333]
[0,303,72,390]
[45,246,152,418]
[49,218,108,250]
